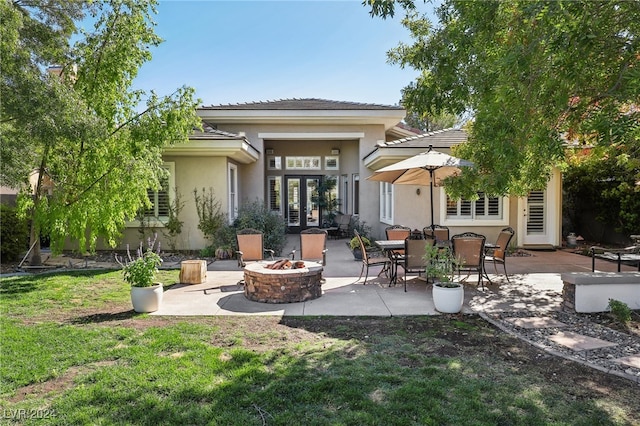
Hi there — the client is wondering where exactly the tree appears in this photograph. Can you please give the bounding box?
[1,0,201,264]
[402,109,459,132]
[368,1,640,202]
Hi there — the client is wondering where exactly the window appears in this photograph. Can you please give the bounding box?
[229,163,238,223]
[324,156,339,170]
[285,156,321,170]
[353,174,359,215]
[379,182,393,223]
[267,156,282,170]
[446,192,503,221]
[267,176,282,215]
[145,163,175,218]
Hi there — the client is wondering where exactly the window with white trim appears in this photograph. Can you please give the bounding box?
[446,192,503,220]
[285,156,321,170]
[145,163,175,218]
[324,156,339,170]
[267,176,282,215]
[379,182,393,223]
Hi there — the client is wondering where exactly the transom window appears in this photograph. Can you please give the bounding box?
[285,156,321,170]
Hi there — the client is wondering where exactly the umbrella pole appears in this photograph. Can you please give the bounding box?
[429,169,435,228]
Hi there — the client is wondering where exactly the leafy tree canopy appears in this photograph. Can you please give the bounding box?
[1,0,201,260]
[367,0,639,200]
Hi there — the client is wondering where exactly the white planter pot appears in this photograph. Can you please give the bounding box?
[432,282,464,314]
[130,283,163,313]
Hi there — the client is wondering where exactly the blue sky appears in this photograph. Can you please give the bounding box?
[128,0,429,107]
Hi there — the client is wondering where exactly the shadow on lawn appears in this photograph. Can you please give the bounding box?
[69,310,140,324]
[0,269,115,297]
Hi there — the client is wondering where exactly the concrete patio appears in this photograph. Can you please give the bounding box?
[152,235,638,317]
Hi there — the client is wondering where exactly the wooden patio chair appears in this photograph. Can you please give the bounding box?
[451,232,486,289]
[236,228,275,268]
[484,227,515,282]
[354,230,390,285]
[401,237,435,292]
[423,225,450,243]
[290,228,328,266]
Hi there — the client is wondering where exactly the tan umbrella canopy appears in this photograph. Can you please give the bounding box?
[367,145,474,228]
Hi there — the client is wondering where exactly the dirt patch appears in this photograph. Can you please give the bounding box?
[9,360,119,403]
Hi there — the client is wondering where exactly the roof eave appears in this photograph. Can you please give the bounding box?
[197,109,406,130]
[164,139,260,164]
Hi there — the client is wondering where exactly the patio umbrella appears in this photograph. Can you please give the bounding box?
[367,145,473,228]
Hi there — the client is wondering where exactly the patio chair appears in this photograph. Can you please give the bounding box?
[289,228,328,265]
[484,227,515,282]
[451,232,486,289]
[236,228,275,268]
[327,214,352,239]
[385,225,411,279]
[401,237,436,292]
[423,225,450,243]
[354,230,390,285]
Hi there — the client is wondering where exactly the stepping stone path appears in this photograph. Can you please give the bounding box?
[504,316,640,382]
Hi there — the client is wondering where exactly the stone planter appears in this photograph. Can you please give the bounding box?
[432,282,463,313]
[130,283,163,313]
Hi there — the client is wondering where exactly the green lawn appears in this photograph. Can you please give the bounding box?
[1,270,638,425]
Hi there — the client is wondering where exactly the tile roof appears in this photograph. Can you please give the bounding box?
[200,98,404,111]
[378,128,468,148]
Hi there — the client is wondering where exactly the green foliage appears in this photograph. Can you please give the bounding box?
[234,200,287,256]
[1,0,201,261]
[350,236,371,250]
[213,222,238,251]
[0,204,29,261]
[424,244,462,285]
[116,236,162,287]
[608,299,632,324]
[310,176,340,225]
[193,187,227,244]
[349,217,371,240]
[160,187,185,251]
[371,1,639,199]
[198,246,216,258]
[564,147,640,236]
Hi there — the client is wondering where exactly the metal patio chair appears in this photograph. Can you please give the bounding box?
[290,228,328,266]
[236,228,275,268]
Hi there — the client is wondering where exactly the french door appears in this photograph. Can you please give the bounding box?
[285,175,321,232]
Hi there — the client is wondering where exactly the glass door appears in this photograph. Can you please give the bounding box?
[285,176,321,232]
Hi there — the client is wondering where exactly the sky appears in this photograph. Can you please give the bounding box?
[126,0,430,107]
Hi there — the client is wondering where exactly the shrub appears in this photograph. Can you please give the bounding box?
[234,199,287,256]
[608,299,632,324]
[349,216,371,240]
[193,187,227,244]
[0,204,29,262]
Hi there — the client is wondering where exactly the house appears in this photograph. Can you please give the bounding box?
[117,98,561,251]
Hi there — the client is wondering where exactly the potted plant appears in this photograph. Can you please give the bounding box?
[116,237,164,313]
[424,244,464,313]
[348,235,371,260]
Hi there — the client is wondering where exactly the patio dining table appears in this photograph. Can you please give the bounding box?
[375,240,410,286]
[377,237,495,287]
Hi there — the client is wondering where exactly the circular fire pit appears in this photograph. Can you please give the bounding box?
[243,261,323,303]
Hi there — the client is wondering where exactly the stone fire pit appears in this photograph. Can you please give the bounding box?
[243,261,323,303]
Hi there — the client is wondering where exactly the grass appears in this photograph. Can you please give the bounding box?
[1,270,639,425]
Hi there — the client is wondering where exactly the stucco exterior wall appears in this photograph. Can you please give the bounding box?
[109,155,230,252]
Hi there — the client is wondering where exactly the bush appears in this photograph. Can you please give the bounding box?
[608,299,632,324]
[234,200,287,256]
[0,204,29,262]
